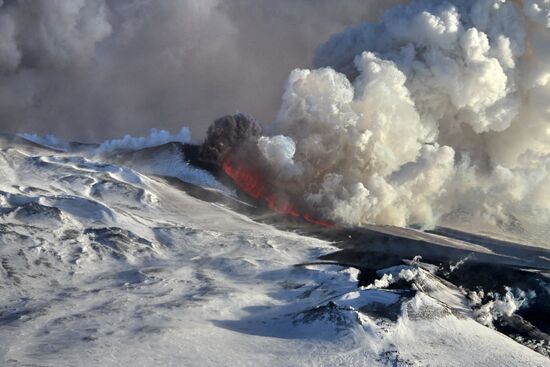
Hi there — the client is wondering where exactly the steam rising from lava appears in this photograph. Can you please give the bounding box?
[210,0,550,229]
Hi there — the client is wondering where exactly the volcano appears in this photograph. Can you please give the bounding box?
[3,0,550,365]
[0,133,549,366]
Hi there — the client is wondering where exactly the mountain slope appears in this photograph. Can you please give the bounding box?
[0,136,548,367]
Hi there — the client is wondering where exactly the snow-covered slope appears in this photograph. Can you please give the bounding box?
[0,135,548,366]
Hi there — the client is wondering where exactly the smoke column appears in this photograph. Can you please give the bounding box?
[0,0,404,141]
[251,0,550,234]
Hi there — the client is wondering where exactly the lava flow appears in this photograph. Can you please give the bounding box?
[222,156,334,227]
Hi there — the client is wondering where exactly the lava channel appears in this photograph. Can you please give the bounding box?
[222,156,334,227]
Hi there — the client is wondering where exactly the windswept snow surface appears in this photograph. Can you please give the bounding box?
[0,135,548,366]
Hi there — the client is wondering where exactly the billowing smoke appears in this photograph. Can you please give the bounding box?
[4,0,550,232]
[200,114,261,163]
[244,0,550,230]
[0,0,404,141]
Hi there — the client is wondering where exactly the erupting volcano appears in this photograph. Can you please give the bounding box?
[198,113,334,226]
[221,156,298,216]
[2,0,550,365]
[221,154,334,227]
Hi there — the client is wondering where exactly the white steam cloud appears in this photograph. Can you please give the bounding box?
[257,0,550,229]
[96,127,192,155]
[471,287,537,327]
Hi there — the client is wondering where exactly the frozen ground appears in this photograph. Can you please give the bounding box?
[0,134,549,366]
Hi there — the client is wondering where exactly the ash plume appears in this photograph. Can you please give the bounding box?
[200,114,261,163]
[0,0,404,141]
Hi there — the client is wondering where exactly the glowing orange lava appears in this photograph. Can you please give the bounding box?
[222,156,333,227]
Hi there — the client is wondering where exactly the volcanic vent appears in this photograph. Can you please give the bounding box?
[198,114,333,227]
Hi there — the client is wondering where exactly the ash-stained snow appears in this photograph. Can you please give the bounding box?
[0,135,548,367]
